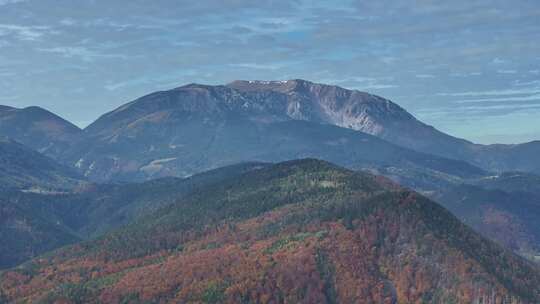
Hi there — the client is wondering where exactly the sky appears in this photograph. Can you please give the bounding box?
[0,0,539,144]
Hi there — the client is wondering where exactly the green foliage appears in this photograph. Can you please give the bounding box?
[201,282,226,304]
[39,283,94,304]
[119,292,141,304]
[265,231,328,254]
[38,273,123,304]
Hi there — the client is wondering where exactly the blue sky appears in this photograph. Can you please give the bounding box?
[0,0,539,144]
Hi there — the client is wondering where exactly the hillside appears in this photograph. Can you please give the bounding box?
[0,137,83,191]
[432,184,540,262]
[0,198,81,269]
[1,159,538,303]
[0,162,267,270]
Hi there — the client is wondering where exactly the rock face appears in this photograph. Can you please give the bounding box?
[0,105,82,160]
[68,81,485,182]
[228,79,430,137]
[228,80,540,174]
[1,160,538,303]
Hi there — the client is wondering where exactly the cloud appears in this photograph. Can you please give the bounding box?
[104,78,151,91]
[59,18,76,26]
[512,79,540,87]
[497,69,517,74]
[228,63,283,70]
[319,76,398,90]
[0,0,25,5]
[37,46,130,62]
[380,56,397,64]
[0,24,52,41]
[415,74,435,79]
[417,103,540,118]
[455,94,540,104]
[437,88,540,97]
[105,70,198,91]
[449,72,482,77]
[459,103,540,111]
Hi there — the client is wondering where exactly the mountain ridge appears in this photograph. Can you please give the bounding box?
[0,105,82,160]
[2,79,538,178]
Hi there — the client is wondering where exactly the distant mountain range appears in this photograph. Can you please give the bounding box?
[60,79,537,181]
[1,160,538,303]
[1,80,538,182]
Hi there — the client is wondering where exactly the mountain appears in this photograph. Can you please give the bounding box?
[0,137,85,269]
[473,143,540,175]
[68,82,485,183]
[0,105,82,160]
[3,81,537,178]
[0,136,83,191]
[1,160,538,303]
[227,80,540,174]
[432,183,540,262]
[473,172,540,196]
[0,162,268,270]
[227,80,472,155]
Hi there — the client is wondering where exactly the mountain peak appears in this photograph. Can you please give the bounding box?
[0,104,82,159]
[227,79,314,92]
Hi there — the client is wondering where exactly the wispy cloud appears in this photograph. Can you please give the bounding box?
[0,24,53,41]
[497,69,518,74]
[229,63,283,70]
[449,72,482,77]
[455,94,540,104]
[437,88,540,97]
[0,0,25,6]
[318,76,398,90]
[37,46,130,62]
[458,103,540,111]
[104,78,151,91]
[415,74,435,79]
[105,70,198,91]
[417,103,540,117]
